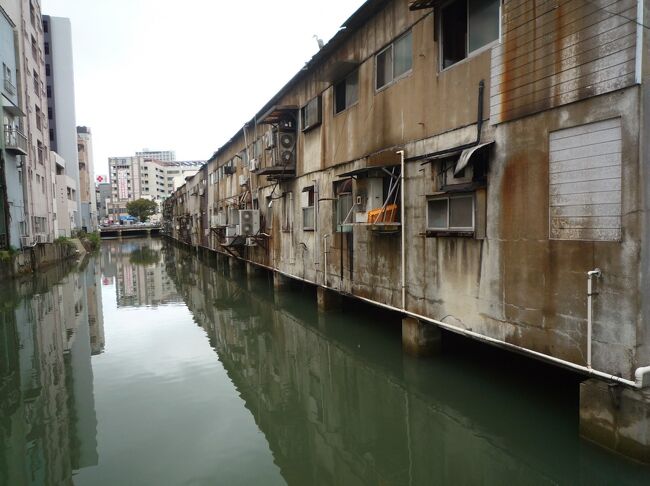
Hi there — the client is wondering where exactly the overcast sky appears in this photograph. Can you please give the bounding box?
[40,0,366,179]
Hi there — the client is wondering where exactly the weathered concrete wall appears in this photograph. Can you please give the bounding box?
[0,241,80,279]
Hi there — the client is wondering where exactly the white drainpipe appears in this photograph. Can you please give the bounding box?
[323,234,329,287]
[586,268,601,369]
[397,150,406,309]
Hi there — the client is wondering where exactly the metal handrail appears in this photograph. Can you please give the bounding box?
[3,126,28,153]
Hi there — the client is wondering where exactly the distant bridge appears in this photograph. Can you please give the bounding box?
[99,225,161,239]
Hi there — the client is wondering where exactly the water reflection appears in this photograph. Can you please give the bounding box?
[1,239,649,485]
[166,244,650,485]
[102,239,180,308]
[0,257,103,485]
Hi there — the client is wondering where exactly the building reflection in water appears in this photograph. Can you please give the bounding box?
[1,240,649,485]
[0,256,104,485]
[102,239,181,308]
[165,243,649,486]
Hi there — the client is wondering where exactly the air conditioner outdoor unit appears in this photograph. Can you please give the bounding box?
[245,237,257,247]
[20,236,32,248]
[278,131,296,151]
[223,165,235,175]
[239,175,248,187]
[36,233,46,244]
[249,158,259,172]
[239,209,260,236]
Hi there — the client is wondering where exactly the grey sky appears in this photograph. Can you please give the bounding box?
[41,0,366,178]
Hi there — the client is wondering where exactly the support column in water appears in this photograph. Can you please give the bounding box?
[580,378,650,463]
[317,286,342,313]
[402,317,441,358]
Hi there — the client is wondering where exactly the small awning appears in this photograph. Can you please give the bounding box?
[455,141,494,176]
[301,185,314,193]
[338,164,399,179]
[258,105,298,124]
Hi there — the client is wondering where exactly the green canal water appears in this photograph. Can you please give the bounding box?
[1,238,649,485]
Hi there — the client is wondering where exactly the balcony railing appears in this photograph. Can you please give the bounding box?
[3,126,28,155]
[3,75,16,96]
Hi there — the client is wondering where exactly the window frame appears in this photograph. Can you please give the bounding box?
[334,69,359,115]
[301,96,322,132]
[375,29,413,92]
[302,186,315,231]
[426,193,475,233]
[438,0,501,72]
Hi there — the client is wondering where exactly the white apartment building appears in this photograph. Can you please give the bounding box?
[44,15,81,233]
[135,149,175,162]
[108,155,202,222]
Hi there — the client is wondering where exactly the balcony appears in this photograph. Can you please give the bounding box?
[3,74,16,96]
[4,126,28,155]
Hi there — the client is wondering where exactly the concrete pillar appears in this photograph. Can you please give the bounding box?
[246,262,263,278]
[273,272,291,291]
[402,317,441,357]
[228,257,244,279]
[317,286,342,313]
[579,378,650,463]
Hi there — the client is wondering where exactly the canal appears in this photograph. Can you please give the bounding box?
[1,238,649,485]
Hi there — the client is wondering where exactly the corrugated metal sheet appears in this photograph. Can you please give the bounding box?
[549,117,622,241]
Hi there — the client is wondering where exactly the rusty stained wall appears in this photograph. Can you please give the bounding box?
[491,0,640,124]
[170,0,648,378]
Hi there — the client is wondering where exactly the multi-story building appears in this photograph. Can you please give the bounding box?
[76,126,96,232]
[0,1,28,249]
[18,0,55,243]
[44,14,81,233]
[164,0,650,463]
[95,181,110,223]
[108,154,202,222]
[135,149,175,162]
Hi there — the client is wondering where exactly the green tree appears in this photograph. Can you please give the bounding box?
[126,198,158,223]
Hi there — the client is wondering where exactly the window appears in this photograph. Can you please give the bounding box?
[45,64,50,76]
[375,30,412,90]
[427,194,474,232]
[334,179,353,233]
[440,0,500,69]
[335,70,359,114]
[302,186,315,231]
[44,42,50,55]
[282,192,293,232]
[301,96,322,131]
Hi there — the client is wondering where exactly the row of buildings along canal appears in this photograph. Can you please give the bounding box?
[161,0,650,463]
[1,0,98,250]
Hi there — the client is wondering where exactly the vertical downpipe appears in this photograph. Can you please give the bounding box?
[398,150,406,310]
[587,269,601,368]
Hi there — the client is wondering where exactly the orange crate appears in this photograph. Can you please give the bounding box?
[367,204,398,223]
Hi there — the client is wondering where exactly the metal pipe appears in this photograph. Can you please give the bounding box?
[397,150,406,309]
[587,268,601,369]
[323,234,329,286]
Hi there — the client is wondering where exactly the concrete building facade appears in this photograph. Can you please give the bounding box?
[44,14,81,230]
[18,0,56,243]
[76,126,96,231]
[163,0,650,462]
[0,1,27,249]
